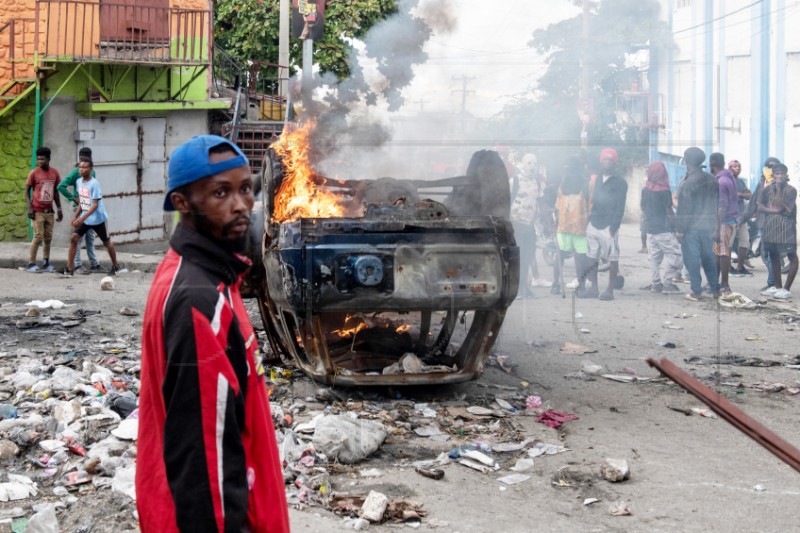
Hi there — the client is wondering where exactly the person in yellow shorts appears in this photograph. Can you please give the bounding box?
[551,156,590,295]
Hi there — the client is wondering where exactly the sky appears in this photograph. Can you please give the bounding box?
[398,0,579,118]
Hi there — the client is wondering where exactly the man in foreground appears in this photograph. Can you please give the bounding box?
[136,135,290,532]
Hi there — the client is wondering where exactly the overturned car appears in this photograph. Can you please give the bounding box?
[251,121,519,385]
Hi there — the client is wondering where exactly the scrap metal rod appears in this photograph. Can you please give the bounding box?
[647,358,800,474]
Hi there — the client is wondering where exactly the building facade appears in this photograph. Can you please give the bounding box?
[0,0,229,244]
[651,0,799,189]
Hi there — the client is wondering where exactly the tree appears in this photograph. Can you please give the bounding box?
[493,0,672,171]
[214,0,399,80]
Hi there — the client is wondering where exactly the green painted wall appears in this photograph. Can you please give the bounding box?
[45,57,209,104]
[0,93,35,241]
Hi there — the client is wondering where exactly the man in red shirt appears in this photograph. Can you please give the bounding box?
[136,135,289,532]
[25,147,63,272]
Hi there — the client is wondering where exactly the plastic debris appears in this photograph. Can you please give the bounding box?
[608,501,632,516]
[511,458,534,472]
[525,395,542,410]
[100,276,115,291]
[25,504,58,533]
[560,342,597,355]
[583,498,600,506]
[528,442,569,457]
[312,415,387,464]
[497,473,530,485]
[535,410,579,429]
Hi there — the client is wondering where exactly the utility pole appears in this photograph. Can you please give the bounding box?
[279,0,289,102]
[451,75,475,115]
[579,0,590,148]
[412,98,428,112]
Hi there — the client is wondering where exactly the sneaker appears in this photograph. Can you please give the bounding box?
[744,260,756,269]
[685,292,702,301]
[731,268,753,277]
[90,264,103,272]
[42,264,55,273]
[26,263,41,273]
[662,283,682,294]
[565,278,579,289]
[550,283,562,295]
[761,286,779,297]
[60,268,74,277]
[108,265,122,276]
[639,283,652,291]
[774,288,792,299]
[532,278,552,288]
[650,283,663,293]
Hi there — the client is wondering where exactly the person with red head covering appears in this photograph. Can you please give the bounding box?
[577,148,628,300]
[641,161,682,294]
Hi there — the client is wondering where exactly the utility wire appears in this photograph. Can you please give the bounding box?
[673,0,764,35]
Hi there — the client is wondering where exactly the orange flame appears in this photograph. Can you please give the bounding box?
[396,324,411,333]
[332,314,369,338]
[271,119,347,222]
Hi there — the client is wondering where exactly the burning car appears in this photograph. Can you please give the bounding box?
[251,120,519,385]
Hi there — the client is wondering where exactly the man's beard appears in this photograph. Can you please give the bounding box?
[187,202,250,254]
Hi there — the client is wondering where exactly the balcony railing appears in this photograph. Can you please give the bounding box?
[0,18,36,83]
[36,0,210,64]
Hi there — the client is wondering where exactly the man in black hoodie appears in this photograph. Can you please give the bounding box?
[578,148,627,301]
[676,147,719,300]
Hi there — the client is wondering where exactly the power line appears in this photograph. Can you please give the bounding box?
[673,0,763,35]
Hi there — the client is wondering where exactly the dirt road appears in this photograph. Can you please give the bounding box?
[1,224,799,532]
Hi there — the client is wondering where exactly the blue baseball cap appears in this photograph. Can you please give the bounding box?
[164,135,249,211]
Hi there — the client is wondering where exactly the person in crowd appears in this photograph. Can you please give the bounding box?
[57,147,101,274]
[729,159,754,276]
[740,157,782,291]
[710,152,739,295]
[62,159,121,276]
[25,147,62,272]
[676,147,719,301]
[640,161,682,294]
[136,135,290,532]
[510,153,551,295]
[757,163,797,299]
[577,148,627,301]
[551,156,589,295]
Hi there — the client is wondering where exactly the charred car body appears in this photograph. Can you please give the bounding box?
[252,123,519,385]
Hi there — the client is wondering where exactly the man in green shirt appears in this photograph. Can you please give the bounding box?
[56,147,101,273]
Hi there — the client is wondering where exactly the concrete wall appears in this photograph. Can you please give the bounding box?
[42,96,208,249]
[0,93,36,241]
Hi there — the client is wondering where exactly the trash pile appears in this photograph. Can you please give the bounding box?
[1,295,633,531]
[267,376,587,528]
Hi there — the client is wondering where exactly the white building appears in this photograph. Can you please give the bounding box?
[651,0,800,189]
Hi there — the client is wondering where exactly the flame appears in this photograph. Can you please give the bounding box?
[272,119,347,222]
[396,324,411,333]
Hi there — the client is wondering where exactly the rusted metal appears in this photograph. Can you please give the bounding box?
[35,0,209,65]
[647,358,800,474]
[251,146,519,386]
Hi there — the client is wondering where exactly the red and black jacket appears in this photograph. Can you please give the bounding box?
[136,224,289,533]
